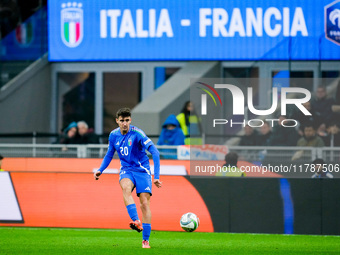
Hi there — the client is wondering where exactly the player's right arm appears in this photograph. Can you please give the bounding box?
[94,134,116,180]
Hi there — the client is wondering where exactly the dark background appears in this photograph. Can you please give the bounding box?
[188,177,340,235]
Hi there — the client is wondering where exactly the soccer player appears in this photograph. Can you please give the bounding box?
[94,108,162,249]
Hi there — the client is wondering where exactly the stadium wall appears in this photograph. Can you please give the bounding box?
[1,158,339,235]
[132,61,221,135]
[0,55,51,138]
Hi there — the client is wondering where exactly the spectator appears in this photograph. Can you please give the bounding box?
[310,87,335,129]
[74,121,100,144]
[239,125,258,146]
[59,121,78,145]
[311,158,333,179]
[291,101,316,136]
[216,152,246,177]
[267,115,298,146]
[296,124,325,147]
[177,101,202,145]
[157,115,185,146]
[257,121,272,146]
[158,114,185,159]
[324,121,340,147]
[0,154,4,171]
[317,123,328,139]
[292,123,325,160]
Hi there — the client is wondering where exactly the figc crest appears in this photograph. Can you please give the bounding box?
[61,2,83,47]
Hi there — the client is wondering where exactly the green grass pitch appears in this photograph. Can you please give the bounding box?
[1,227,339,254]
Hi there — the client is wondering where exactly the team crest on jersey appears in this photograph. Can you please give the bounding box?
[325,0,340,46]
[128,139,132,146]
[61,2,83,48]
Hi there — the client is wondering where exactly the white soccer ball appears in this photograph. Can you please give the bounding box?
[180,212,200,232]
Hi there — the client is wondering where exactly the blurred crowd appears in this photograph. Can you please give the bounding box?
[56,120,100,147]
[56,101,201,150]
[57,85,340,152]
[238,86,340,149]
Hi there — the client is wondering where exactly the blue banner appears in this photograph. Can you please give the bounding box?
[48,0,340,61]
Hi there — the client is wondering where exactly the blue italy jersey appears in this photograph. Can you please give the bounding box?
[106,125,154,174]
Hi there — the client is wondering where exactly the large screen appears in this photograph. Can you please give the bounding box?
[48,0,340,61]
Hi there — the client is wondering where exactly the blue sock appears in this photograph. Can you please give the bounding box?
[142,223,151,241]
[126,204,139,221]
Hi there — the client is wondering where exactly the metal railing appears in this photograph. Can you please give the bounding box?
[0,144,178,159]
[0,144,333,163]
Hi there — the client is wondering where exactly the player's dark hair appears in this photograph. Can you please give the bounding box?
[225,152,238,167]
[116,108,131,119]
[0,154,3,160]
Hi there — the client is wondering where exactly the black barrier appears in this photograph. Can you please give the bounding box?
[188,177,340,235]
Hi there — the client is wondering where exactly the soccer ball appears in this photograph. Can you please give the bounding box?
[180,212,200,232]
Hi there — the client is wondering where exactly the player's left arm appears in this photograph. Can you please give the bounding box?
[147,144,162,188]
[94,134,115,180]
[139,130,162,188]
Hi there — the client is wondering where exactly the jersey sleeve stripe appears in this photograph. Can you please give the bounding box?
[131,127,146,137]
